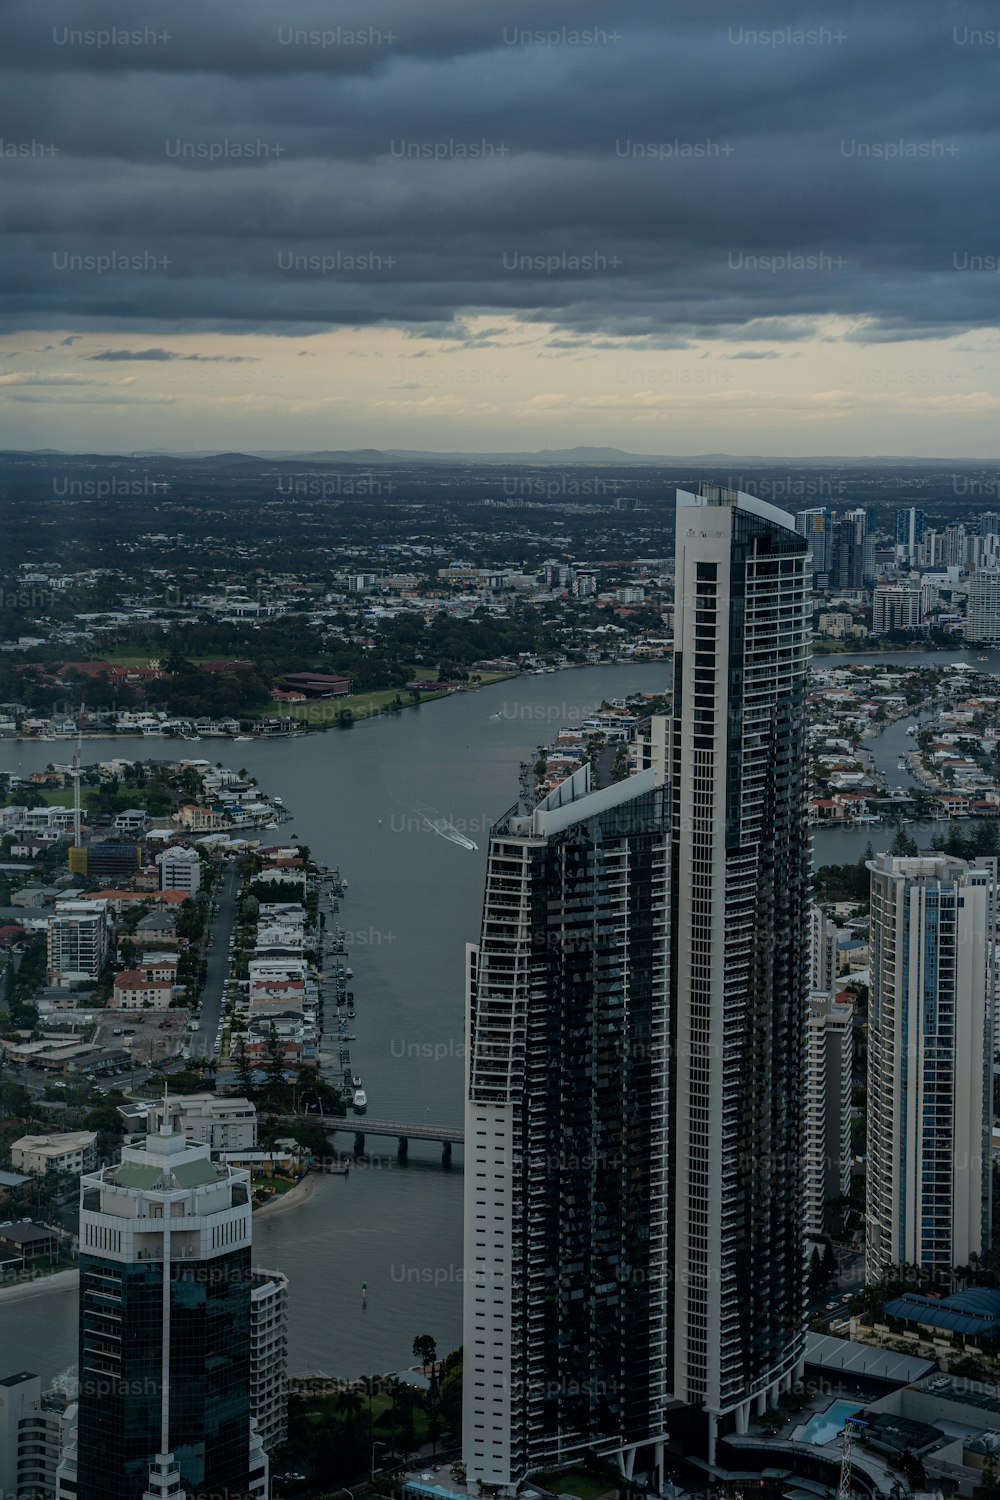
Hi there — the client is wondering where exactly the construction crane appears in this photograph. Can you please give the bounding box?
[838,1414,867,1500]
[71,699,84,850]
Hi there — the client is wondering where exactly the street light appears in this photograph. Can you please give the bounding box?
[372,1441,389,1481]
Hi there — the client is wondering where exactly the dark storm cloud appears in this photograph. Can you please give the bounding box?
[1,0,997,343]
[87,348,258,361]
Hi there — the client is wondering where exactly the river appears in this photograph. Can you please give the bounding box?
[1,664,671,1384]
[2,649,998,1385]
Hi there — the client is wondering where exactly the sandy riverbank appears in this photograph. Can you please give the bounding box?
[0,1267,79,1304]
[253,1171,321,1218]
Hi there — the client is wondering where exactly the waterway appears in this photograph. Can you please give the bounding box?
[0,664,670,1383]
[2,650,999,1385]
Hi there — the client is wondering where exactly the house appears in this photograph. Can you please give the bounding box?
[175,804,226,832]
[0,1224,59,1264]
[113,808,148,833]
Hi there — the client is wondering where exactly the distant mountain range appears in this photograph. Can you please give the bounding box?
[5,446,995,466]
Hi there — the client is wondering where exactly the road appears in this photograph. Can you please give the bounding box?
[190,861,241,1060]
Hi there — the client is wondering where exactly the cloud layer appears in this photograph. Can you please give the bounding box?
[1,0,998,349]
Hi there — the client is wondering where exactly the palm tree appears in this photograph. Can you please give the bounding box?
[334,1385,364,1438]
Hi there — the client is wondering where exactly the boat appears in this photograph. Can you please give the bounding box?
[977,655,989,662]
[345,1033,357,1041]
[347,1010,356,1019]
[265,821,280,829]
[353,1088,368,1113]
[345,968,353,978]
[345,991,354,1002]
[352,1074,362,1089]
[234,736,254,742]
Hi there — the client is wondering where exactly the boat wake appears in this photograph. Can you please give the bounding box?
[413,801,478,851]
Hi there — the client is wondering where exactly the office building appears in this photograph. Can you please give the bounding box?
[59,1106,267,1500]
[462,484,811,1490]
[156,846,201,895]
[966,570,1000,644]
[250,1270,289,1452]
[46,901,108,987]
[804,994,854,1237]
[872,584,922,636]
[866,854,995,1281]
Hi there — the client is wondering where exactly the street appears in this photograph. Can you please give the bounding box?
[190,861,241,1061]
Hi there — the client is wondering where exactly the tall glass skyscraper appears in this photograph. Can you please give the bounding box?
[866,854,994,1280]
[463,485,812,1491]
[60,1109,267,1500]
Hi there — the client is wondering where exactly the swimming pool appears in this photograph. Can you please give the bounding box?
[799,1399,863,1445]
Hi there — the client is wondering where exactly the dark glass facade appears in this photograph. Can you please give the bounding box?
[77,1247,252,1500]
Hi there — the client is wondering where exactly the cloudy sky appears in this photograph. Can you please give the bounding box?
[2,0,998,455]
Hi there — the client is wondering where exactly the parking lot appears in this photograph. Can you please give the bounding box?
[92,1009,189,1067]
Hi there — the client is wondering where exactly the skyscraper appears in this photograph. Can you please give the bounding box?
[793,507,832,583]
[966,570,1000,644]
[668,484,811,1454]
[895,506,925,563]
[866,853,995,1281]
[463,484,811,1490]
[463,763,671,1492]
[59,1107,268,1500]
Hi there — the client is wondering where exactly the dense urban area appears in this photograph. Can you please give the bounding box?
[3,457,1000,1500]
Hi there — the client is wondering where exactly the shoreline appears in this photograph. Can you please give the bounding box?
[254,1171,322,1218]
[0,1267,79,1304]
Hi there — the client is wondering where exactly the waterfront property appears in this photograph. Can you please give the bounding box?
[463,486,812,1492]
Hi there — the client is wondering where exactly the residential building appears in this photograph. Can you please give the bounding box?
[664,483,811,1455]
[462,484,812,1491]
[0,1224,59,1263]
[0,1372,75,1500]
[896,507,925,564]
[112,971,172,1011]
[872,584,922,635]
[794,506,832,582]
[175,804,225,832]
[966,570,1000,644]
[12,1132,97,1177]
[808,905,838,994]
[155,845,201,895]
[146,1095,257,1153]
[463,763,670,1493]
[804,993,854,1237]
[46,901,108,986]
[59,1107,268,1500]
[866,853,995,1280]
[250,1269,289,1452]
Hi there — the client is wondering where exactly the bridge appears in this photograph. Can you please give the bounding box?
[279,1114,464,1161]
[331,1117,463,1161]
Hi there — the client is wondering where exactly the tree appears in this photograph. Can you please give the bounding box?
[333,1385,364,1437]
[264,1022,285,1089]
[890,826,918,857]
[412,1334,437,1369]
[234,1038,254,1096]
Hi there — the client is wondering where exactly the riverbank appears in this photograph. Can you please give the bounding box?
[0,1267,79,1304]
[254,1172,320,1217]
